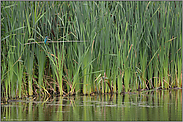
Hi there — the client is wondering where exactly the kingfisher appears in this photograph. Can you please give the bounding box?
[44,36,49,44]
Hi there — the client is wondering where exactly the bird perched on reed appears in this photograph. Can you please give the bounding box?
[44,36,49,44]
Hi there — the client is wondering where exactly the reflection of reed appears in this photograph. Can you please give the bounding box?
[1,90,182,121]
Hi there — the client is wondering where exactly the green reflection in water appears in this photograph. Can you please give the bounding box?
[1,90,182,121]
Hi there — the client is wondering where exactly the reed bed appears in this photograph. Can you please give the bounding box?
[1,1,182,99]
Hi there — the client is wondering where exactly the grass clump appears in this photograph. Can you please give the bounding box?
[1,1,182,99]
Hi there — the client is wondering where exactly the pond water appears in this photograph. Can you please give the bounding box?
[1,89,182,121]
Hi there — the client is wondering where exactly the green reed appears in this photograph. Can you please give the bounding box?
[1,1,182,99]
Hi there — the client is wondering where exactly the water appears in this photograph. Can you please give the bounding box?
[1,89,182,121]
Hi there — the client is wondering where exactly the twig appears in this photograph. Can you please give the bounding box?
[24,40,87,45]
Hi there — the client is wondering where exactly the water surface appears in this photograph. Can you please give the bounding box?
[1,89,182,121]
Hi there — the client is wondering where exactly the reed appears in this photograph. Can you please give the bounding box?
[1,1,182,98]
